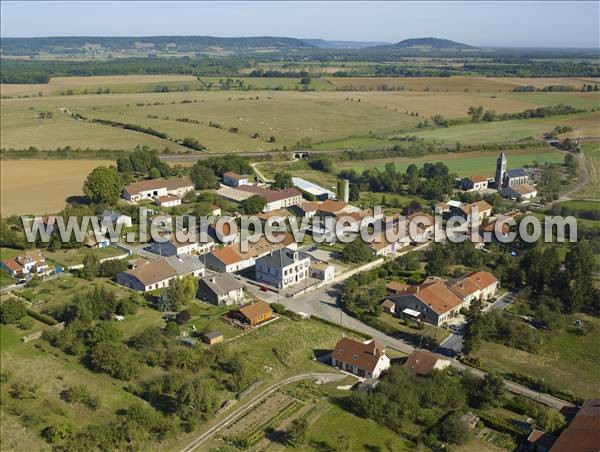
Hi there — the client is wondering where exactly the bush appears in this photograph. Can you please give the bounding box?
[0,299,27,324]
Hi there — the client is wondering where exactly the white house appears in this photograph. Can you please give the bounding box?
[1,250,48,278]
[148,237,199,257]
[238,186,303,213]
[255,247,311,289]
[223,171,250,187]
[332,337,391,379]
[154,194,181,207]
[116,255,204,292]
[205,246,254,273]
[123,177,194,202]
[459,176,489,192]
[199,273,245,306]
[310,261,335,283]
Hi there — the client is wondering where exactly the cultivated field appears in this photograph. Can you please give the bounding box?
[0,159,113,215]
[0,74,199,97]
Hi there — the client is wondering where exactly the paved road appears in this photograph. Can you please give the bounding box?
[179,372,345,452]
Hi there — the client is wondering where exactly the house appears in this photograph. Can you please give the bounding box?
[526,430,557,452]
[289,201,319,219]
[292,177,336,200]
[255,247,311,289]
[237,185,303,212]
[199,273,245,306]
[231,301,273,326]
[149,236,200,257]
[101,210,133,229]
[406,212,435,242]
[310,261,335,283]
[116,255,204,292]
[210,205,222,217]
[208,220,240,244]
[331,337,391,379]
[499,183,537,201]
[154,194,181,207]
[389,280,465,326]
[123,177,194,202]
[404,349,451,376]
[116,259,177,292]
[223,171,250,187]
[369,233,404,256]
[205,246,254,273]
[381,299,396,314]
[448,271,499,303]
[459,176,489,191]
[202,331,224,345]
[454,200,493,227]
[386,281,409,294]
[1,250,48,278]
[551,399,600,452]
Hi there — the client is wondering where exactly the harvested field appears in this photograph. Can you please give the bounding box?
[0,159,113,215]
[0,74,199,97]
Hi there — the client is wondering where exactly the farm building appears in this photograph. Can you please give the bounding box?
[291,177,335,201]
[237,185,303,212]
[199,273,245,306]
[123,177,194,202]
[331,337,390,379]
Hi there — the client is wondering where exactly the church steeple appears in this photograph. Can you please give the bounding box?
[495,152,507,189]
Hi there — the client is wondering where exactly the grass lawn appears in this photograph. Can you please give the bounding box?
[44,246,126,268]
[379,312,450,344]
[337,148,565,177]
[472,314,600,399]
[0,269,15,288]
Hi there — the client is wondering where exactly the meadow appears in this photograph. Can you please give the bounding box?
[0,159,113,215]
[572,140,600,199]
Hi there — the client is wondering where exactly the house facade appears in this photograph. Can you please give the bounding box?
[116,255,204,292]
[448,271,499,303]
[223,171,250,187]
[255,247,311,289]
[205,246,254,273]
[1,250,48,278]
[332,337,391,379]
[155,194,181,207]
[199,273,245,306]
[459,176,489,191]
[149,237,199,257]
[238,186,303,212]
[123,177,194,202]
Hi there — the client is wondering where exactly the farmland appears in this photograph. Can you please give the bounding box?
[572,140,600,199]
[0,159,113,215]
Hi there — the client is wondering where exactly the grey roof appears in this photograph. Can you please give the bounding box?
[204,331,223,339]
[201,273,243,296]
[165,254,204,276]
[499,187,519,199]
[506,168,529,178]
[256,247,310,269]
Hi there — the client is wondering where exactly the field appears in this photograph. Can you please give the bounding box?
[2,86,597,153]
[0,74,200,97]
[472,314,600,400]
[0,159,114,215]
[337,148,565,177]
[573,140,600,199]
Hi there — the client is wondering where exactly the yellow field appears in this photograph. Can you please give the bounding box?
[0,159,113,215]
[0,74,198,97]
[324,76,599,92]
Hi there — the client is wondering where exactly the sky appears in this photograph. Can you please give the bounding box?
[1,1,598,48]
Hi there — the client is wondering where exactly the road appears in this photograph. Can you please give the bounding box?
[179,372,345,452]
[557,149,590,201]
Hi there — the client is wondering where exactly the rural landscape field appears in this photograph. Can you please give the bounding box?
[1,1,599,451]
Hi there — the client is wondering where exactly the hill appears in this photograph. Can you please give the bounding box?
[0,35,315,55]
[372,37,476,50]
[303,39,390,49]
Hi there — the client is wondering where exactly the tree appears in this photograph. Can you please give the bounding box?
[149,167,161,179]
[158,278,190,312]
[535,406,566,433]
[471,372,507,409]
[437,412,471,445]
[83,167,123,204]
[175,378,219,427]
[175,310,191,325]
[89,342,141,380]
[0,299,27,324]
[190,165,218,190]
[240,195,266,214]
[349,183,360,202]
[80,253,101,280]
[286,416,308,446]
[272,172,293,189]
[425,244,449,276]
[482,110,496,122]
[341,240,372,264]
[42,423,73,444]
[563,241,596,313]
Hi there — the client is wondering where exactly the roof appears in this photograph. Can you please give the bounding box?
[223,171,248,180]
[211,246,244,266]
[381,299,396,309]
[460,200,493,216]
[238,185,302,204]
[527,430,557,449]
[256,247,309,269]
[156,194,180,203]
[125,177,193,195]
[386,281,409,293]
[332,337,386,373]
[204,331,223,339]
[216,186,255,202]
[15,250,45,266]
[291,177,336,198]
[464,175,488,183]
[238,301,273,321]
[1,259,22,272]
[506,168,529,178]
[122,259,176,286]
[404,350,448,376]
[552,399,600,452]
[317,199,348,214]
[165,254,204,276]
[513,183,537,195]
[390,280,464,315]
[201,273,243,296]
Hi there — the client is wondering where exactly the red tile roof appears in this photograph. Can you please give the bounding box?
[211,246,244,266]
[238,185,301,203]
[332,337,386,374]
[404,349,449,376]
[552,399,600,452]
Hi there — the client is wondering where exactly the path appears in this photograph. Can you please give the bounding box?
[179,372,345,452]
[557,149,589,201]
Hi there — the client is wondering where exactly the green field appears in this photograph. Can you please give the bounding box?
[337,148,566,177]
[573,141,600,200]
[472,314,600,399]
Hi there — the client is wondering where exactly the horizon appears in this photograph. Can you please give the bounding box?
[1,1,598,48]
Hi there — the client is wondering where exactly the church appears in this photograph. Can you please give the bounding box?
[494,152,537,201]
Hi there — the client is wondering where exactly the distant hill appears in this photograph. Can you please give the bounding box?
[371,37,476,50]
[303,39,390,49]
[0,35,316,55]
